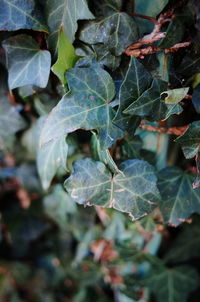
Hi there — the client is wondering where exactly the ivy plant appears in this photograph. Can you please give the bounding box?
[0,0,200,301]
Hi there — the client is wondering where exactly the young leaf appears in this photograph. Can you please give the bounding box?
[175,121,200,158]
[79,12,138,56]
[161,87,189,104]
[124,79,182,121]
[37,136,68,190]
[40,64,124,148]
[114,57,152,129]
[158,167,200,226]
[51,28,78,85]
[64,158,160,220]
[145,265,199,302]
[3,35,51,90]
[45,0,94,52]
[0,0,48,32]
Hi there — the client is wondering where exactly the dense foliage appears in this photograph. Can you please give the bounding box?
[0,0,200,301]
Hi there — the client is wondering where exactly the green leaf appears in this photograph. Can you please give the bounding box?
[124,79,183,121]
[175,121,200,158]
[40,64,124,149]
[2,35,51,90]
[45,0,94,52]
[0,0,48,32]
[37,135,68,190]
[79,12,138,56]
[44,185,77,229]
[146,265,199,302]
[114,57,152,129]
[64,158,160,219]
[90,133,120,173]
[158,167,200,226]
[161,87,189,104]
[135,0,168,18]
[51,28,78,85]
[0,95,26,150]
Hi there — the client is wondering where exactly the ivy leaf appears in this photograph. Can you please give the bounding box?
[37,136,68,190]
[161,87,189,104]
[124,79,182,121]
[64,158,160,220]
[2,35,51,90]
[158,167,200,226]
[45,0,94,52]
[114,57,152,129]
[41,64,124,149]
[175,121,200,158]
[146,265,199,302]
[79,12,138,56]
[0,0,48,32]
[0,95,26,150]
[51,28,78,85]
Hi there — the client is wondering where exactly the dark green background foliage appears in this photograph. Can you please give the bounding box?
[0,0,200,301]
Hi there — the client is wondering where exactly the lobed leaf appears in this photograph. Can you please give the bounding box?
[40,64,124,148]
[124,79,183,121]
[3,35,51,90]
[64,158,160,220]
[114,57,152,129]
[158,167,200,226]
[79,12,138,56]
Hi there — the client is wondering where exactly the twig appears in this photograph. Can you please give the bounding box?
[125,10,173,52]
[140,123,188,136]
[124,9,191,58]
[125,42,191,58]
